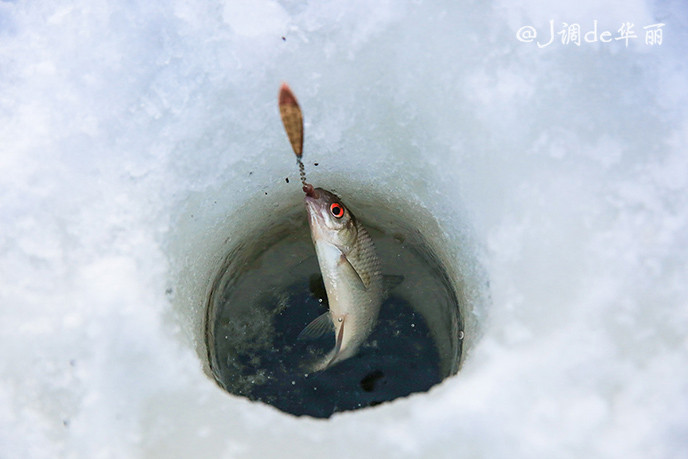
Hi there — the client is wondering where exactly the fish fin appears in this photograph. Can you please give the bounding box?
[297,312,332,341]
[324,316,346,369]
[383,274,404,294]
[307,316,348,373]
[344,223,380,289]
[338,252,368,291]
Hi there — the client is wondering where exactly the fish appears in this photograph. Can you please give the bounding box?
[277,82,393,372]
[298,186,384,372]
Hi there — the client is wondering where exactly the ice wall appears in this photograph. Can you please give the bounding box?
[1,0,687,457]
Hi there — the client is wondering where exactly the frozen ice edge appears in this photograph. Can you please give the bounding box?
[1,0,688,458]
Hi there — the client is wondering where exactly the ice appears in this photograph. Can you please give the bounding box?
[1,0,687,457]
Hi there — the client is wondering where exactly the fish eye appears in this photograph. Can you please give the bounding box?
[329,203,345,219]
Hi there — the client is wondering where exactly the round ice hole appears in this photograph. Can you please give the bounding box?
[205,194,465,418]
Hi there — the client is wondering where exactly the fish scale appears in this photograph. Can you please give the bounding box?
[348,220,382,290]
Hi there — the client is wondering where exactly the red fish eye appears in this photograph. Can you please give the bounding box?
[330,203,344,218]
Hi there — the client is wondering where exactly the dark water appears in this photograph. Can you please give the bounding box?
[206,211,461,418]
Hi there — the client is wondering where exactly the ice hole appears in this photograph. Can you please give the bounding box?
[191,183,481,418]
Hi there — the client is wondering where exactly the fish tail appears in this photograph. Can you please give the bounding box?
[309,349,338,373]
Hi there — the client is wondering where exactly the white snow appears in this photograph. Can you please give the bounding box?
[1,0,687,457]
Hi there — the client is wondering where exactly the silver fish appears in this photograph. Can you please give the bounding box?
[299,186,384,372]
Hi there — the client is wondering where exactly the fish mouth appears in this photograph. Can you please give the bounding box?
[304,190,328,238]
[303,183,316,197]
[304,186,320,201]
[303,187,322,214]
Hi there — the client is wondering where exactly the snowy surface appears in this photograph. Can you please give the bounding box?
[1,0,687,457]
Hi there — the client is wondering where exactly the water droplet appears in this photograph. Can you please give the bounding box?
[291,381,296,385]
[337,317,343,323]
[458,331,465,340]
[411,323,415,328]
